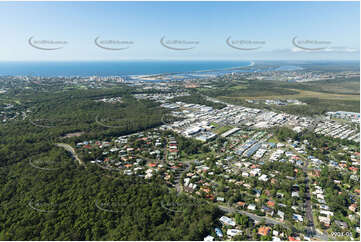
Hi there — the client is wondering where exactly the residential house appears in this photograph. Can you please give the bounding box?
[267,201,275,208]
[258,174,268,182]
[247,204,256,211]
[227,229,242,237]
[204,235,214,241]
[219,216,236,227]
[217,197,225,202]
[319,216,331,227]
[277,210,285,221]
[291,191,299,198]
[237,201,246,208]
[215,228,223,238]
[293,214,303,222]
[349,203,357,212]
[258,226,271,236]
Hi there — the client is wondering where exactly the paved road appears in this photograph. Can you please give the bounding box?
[218,204,329,241]
[287,146,329,241]
[302,164,316,238]
[173,176,329,240]
[55,143,85,167]
[175,162,191,193]
[288,145,317,237]
[218,205,287,227]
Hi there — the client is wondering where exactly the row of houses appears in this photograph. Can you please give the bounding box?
[315,120,359,143]
[326,111,360,123]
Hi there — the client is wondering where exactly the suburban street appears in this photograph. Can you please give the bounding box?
[218,204,329,241]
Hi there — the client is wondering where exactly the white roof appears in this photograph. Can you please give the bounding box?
[204,235,214,241]
[219,216,236,226]
[227,229,242,237]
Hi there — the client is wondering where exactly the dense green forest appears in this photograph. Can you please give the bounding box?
[0,88,222,240]
[0,159,221,240]
[0,88,164,166]
[0,160,220,240]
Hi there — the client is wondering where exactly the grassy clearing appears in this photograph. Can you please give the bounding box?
[222,89,359,101]
[312,82,359,95]
[230,84,248,90]
[214,125,233,135]
[297,77,360,95]
[200,78,360,115]
[267,137,279,143]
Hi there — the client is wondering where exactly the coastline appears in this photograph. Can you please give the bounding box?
[0,60,253,78]
[130,60,255,79]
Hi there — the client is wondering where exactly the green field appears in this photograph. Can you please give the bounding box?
[197,77,360,115]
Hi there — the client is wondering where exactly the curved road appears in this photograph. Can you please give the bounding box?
[55,143,85,167]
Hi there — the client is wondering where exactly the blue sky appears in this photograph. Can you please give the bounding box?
[0,1,359,61]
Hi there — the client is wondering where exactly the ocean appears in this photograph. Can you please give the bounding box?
[0,60,252,77]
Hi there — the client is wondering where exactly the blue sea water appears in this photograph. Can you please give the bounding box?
[0,60,251,77]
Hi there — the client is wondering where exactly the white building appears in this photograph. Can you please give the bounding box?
[219,216,236,227]
[227,229,242,237]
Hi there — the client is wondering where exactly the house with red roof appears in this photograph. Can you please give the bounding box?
[237,201,246,208]
[258,227,270,236]
[349,167,358,172]
[267,201,275,208]
[349,203,357,212]
[288,236,300,241]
